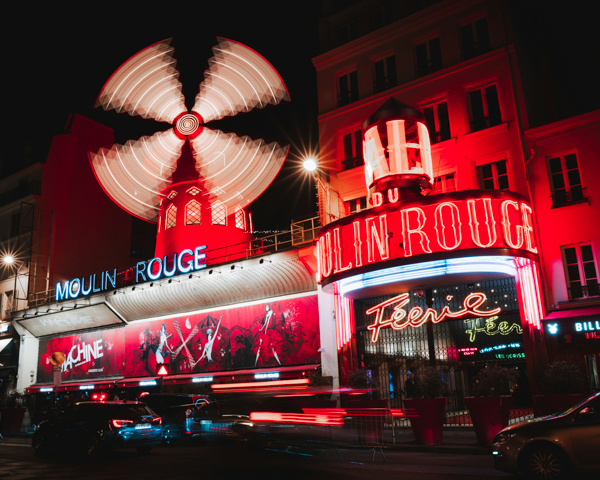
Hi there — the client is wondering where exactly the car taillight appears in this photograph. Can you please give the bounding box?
[152,417,162,425]
[112,419,134,428]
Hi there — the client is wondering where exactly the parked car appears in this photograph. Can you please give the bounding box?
[32,401,162,458]
[492,392,600,479]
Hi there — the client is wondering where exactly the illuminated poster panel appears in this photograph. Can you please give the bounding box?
[124,294,320,376]
[36,294,319,382]
[37,328,126,383]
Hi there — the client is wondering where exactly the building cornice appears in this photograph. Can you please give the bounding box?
[525,110,600,142]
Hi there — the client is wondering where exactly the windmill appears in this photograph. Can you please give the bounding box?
[90,38,290,260]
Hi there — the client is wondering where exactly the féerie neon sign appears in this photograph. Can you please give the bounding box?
[317,191,537,283]
[366,292,501,343]
[56,245,206,301]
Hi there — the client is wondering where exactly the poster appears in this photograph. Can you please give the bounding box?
[36,294,320,381]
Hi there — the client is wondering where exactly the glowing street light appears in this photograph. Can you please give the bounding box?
[303,157,317,172]
[2,255,14,266]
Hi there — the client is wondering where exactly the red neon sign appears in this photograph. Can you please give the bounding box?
[317,191,537,284]
[366,292,501,343]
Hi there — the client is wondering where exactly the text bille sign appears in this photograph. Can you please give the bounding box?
[17,303,126,337]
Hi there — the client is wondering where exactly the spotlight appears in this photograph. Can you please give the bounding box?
[231,265,235,270]
[168,279,172,283]
[150,282,154,287]
[209,270,213,274]
[189,274,193,279]
[132,286,136,291]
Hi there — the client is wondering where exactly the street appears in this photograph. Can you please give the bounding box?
[0,440,518,480]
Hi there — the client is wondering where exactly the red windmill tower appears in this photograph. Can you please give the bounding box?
[90,38,290,263]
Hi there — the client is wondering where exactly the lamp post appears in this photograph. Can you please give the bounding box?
[2,254,24,315]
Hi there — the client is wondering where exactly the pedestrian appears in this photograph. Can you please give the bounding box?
[405,371,416,398]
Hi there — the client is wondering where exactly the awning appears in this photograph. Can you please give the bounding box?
[17,303,126,337]
[0,337,12,353]
[543,306,600,321]
[162,364,320,384]
[26,384,54,393]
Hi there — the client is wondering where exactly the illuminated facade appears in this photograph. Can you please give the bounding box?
[312,0,548,404]
[10,38,325,407]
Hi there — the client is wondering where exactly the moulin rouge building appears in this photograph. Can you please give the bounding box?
[15,38,325,401]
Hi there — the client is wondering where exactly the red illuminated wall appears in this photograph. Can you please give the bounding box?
[37,294,320,382]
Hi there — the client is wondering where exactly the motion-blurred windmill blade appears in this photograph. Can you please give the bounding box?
[89,129,185,222]
[192,37,290,123]
[189,128,288,212]
[95,39,187,124]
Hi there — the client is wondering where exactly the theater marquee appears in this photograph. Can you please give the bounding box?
[317,190,537,285]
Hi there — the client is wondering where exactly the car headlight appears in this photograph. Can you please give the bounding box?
[493,432,517,444]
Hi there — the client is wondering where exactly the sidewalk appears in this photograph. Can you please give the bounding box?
[0,433,31,445]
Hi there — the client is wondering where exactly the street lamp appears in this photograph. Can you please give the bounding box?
[303,157,317,172]
[2,255,14,266]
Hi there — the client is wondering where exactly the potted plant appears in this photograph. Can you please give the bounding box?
[403,366,447,445]
[534,361,588,416]
[0,389,27,433]
[465,365,518,446]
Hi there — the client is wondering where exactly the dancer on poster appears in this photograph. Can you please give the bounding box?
[156,324,173,364]
[254,305,282,366]
[194,315,222,365]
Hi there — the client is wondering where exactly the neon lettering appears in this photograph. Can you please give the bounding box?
[366,292,502,343]
[319,232,333,277]
[501,200,524,249]
[105,269,116,289]
[147,258,163,281]
[363,126,387,188]
[401,207,431,257]
[56,281,70,301]
[467,198,497,248]
[520,203,538,253]
[372,192,383,207]
[194,246,207,270]
[464,316,523,342]
[434,202,462,250]
[387,188,399,203]
[353,221,363,267]
[177,249,194,274]
[136,262,147,283]
[69,278,81,299]
[365,215,390,263]
[333,228,352,273]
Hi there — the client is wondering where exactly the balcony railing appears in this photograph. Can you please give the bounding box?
[24,216,321,309]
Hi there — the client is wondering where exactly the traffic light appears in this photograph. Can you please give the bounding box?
[157,364,169,376]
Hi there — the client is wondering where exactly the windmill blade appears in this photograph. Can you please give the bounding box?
[95,39,186,124]
[189,127,288,213]
[192,37,290,123]
[89,129,185,222]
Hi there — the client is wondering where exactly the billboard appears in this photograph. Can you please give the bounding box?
[37,294,320,382]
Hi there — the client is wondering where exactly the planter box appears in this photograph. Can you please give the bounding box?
[403,397,446,445]
[465,396,512,446]
[0,407,26,433]
[533,394,589,417]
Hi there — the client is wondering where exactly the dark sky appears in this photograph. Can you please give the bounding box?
[5,2,322,232]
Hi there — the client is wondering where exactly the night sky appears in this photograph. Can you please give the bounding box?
[4,1,599,232]
[4,2,322,232]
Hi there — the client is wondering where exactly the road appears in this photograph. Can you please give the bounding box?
[0,439,520,480]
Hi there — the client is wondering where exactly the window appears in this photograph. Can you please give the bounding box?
[433,173,456,193]
[415,37,442,77]
[477,160,509,190]
[212,202,226,225]
[563,244,599,300]
[235,208,245,230]
[165,205,177,229]
[344,196,367,215]
[467,84,501,132]
[423,101,451,144]
[548,153,584,206]
[187,186,200,196]
[338,71,358,106]
[167,190,178,200]
[185,200,201,225]
[373,56,397,93]
[461,18,491,60]
[341,130,364,171]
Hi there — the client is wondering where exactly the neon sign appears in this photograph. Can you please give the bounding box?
[317,191,537,284]
[480,343,521,354]
[464,317,523,342]
[366,292,501,343]
[575,321,600,332]
[546,323,559,335]
[458,347,478,355]
[56,245,206,301]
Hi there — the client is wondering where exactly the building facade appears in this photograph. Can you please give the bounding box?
[312,0,600,407]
